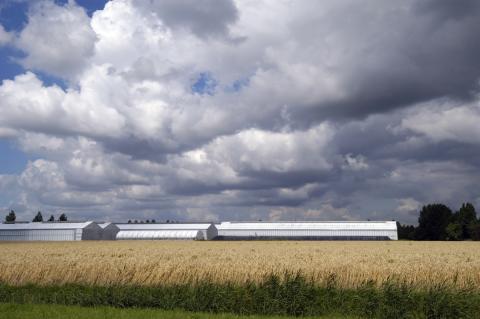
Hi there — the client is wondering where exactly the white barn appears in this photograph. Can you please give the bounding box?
[216,221,398,240]
[0,222,103,241]
[115,223,217,240]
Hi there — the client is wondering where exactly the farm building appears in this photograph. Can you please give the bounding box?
[216,221,398,240]
[98,222,120,240]
[115,223,218,240]
[0,222,103,241]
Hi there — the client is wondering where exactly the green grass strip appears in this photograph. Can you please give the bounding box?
[0,303,356,319]
[0,274,479,318]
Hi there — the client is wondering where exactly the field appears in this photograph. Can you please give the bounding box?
[0,241,479,289]
[1,241,480,318]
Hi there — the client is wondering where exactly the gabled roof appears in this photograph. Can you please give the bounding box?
[0,221,96,230]
[217,221,397,230]
[98,222,117,229]
[116,230,201,239]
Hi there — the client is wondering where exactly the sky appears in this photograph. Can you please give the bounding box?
[0,0,479,223]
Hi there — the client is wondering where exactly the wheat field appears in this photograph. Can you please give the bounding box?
[0,241,479,290]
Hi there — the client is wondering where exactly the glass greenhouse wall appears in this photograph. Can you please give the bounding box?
[116,230,202,240]
[114,223,218,240]
[0,222,103,241]
[216,221,398,240]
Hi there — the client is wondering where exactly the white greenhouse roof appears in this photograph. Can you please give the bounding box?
[116,223,213,230]
[116,230,201,239]
[0,222,96,230]
[217,221,397,231]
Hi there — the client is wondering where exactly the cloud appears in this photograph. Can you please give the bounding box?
[163,124,334,194]
[15,0,96,79]
[0,24,13,46]
[0,72,125,138]
[137,0,238,39]
[342,154,369,171]
[396,198,421,215]
[399,99,480,144]
[268,204,351,222]
[1,0,480,222]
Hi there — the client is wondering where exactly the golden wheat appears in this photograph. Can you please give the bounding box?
[0,241,479,289]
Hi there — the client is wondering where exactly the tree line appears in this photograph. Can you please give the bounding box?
[126,219,181,224]
[127,219,157,224]
[4,210,67,223]
[398,203,480,240]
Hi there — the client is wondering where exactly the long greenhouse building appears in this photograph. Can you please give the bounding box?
[0,222,103,241]
[216,221,398,240]
[115,223,218,240]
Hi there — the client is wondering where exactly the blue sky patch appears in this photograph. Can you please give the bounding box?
[191,72,218,95]
[0,1,29,32]
[36,71,68,90]
[0,140,30,174]
[0,47,25,82]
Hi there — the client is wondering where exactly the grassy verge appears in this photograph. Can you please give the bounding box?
[0,274,479,318]
[0,303,356,319]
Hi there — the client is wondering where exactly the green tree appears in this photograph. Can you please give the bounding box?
[59,213,67,222]
[452,203,477,239]
[415,204,452,240]
[5,210,16,223]
[48,215,55,222]
[396,222,415,240]
[446,223,462,241]
[32,211,43,222]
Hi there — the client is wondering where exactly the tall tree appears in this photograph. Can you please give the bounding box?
[453,203,477,239]
[5,210,16,223]
[32,211,43,222]
[59,213,67,222]
[48,215,55,222]
[415,204,452,240]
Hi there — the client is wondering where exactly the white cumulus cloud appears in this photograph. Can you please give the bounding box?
[15,0,96,79]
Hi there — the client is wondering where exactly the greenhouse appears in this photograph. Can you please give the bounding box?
[115,223,217,240]
[0,222,103,241]
[216,221,398,240]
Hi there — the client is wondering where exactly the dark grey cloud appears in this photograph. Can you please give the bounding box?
[139,0,238,38]
[415,0,480,21]
[280,0,480,126]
